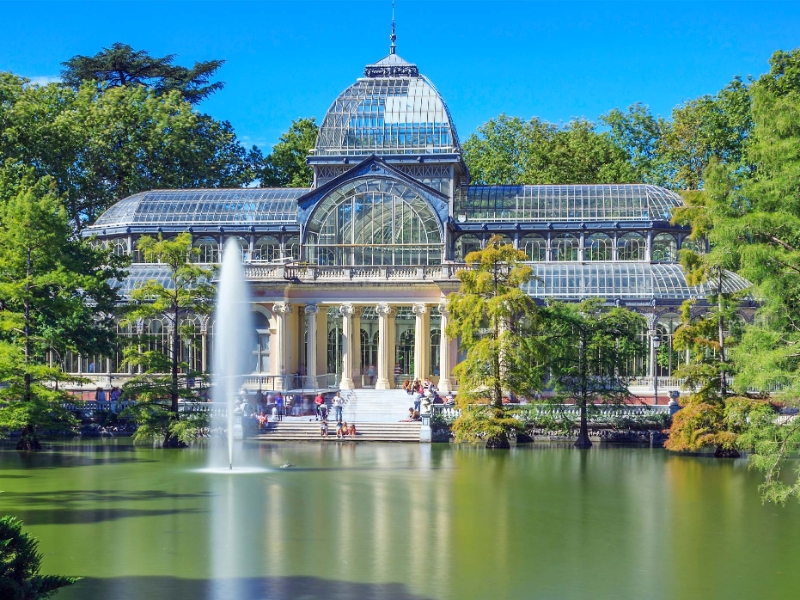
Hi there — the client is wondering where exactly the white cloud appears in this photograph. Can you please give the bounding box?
[26,75,61,86]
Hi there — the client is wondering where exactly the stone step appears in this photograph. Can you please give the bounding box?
[253,421,421,442]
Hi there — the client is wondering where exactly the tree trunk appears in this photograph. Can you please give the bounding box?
[574,399,592,449]
[718,269,727,398]
[16,425,42,451]
[714,446,740,458]
[162,302,185,449]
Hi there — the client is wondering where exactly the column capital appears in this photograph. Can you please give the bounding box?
[437,301,448,315]
[199,314,211,333]
[412,303,428,315]
[273,301,292,315]
[376,302,393,317]
[339,303,355,317]
[304,304,319,315]
[135,318,145,335]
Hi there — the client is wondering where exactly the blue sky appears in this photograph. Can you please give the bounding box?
[2,1,799,152]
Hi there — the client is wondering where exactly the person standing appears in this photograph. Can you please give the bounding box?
[275,393,284,420]
[412,388,421,414]
[332,392,344,423]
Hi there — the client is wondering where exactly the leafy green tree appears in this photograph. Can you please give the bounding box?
[601,102,668,185]
[685,47,800,496]
[0,74,261,229]
[542,300,646,449]
[122,233,214,447]
[445,235,544,448]
[0,183,125,449]
[656,77,752,190]
[260,117,318,187]
[61,42,225,104]
[463,114,636,185]
[0,516,78,599]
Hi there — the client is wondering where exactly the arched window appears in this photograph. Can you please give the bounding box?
[252,236,279,263]
[618,232,646,261]
[652,233,678,263]
[681,237,707,255]
[585,233,612,262]
[396,329,415,376]
[455,234,482,261]
[553,234,579,261]
[284,235,301,261]
[305,179,443,267]
[194,237,219,263]
[521,234,547,261]
[327,327,342,376]
[110,239,128,257]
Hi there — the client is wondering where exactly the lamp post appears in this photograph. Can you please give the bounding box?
[652,334,661,405]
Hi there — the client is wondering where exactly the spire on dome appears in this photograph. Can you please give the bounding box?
[390,1,397,55]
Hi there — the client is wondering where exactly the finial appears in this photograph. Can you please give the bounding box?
[390,1,396,55]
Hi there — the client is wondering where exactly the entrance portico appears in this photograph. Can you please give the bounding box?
[265,297,455,392]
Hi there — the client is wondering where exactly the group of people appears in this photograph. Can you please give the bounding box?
[316,391,357,438]
[94,386,124,411]
[402,378,455,420]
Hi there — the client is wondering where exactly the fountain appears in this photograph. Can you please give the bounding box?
[211,238,254,471]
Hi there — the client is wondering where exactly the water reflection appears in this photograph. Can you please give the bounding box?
[0,441,798,600]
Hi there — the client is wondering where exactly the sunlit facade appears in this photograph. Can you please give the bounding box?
[80,49,750,395]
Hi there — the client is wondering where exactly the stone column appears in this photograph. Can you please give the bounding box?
[412,303,430,382]
[437,303,453,393]
[375,303,392,390]
[387,308,397,387]
[200,316,209,374]
[316,307,328,381]
[352,307,363,387]
[273,302,292,390]
[339,303,355,390]
[304,305,318,388]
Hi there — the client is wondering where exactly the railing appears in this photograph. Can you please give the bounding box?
[431,403,673,421]
[241,373,338,391]
[283,264,466,282]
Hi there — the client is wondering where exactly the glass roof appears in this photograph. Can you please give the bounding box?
[456,184,684,222]
[314,69,460,156]
[90,189,308,229]
[521,263,751,301]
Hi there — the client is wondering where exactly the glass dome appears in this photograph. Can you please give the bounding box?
[314,54,460,157]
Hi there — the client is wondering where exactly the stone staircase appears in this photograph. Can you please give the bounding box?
[339,389,416,423]
[254,420,421,442]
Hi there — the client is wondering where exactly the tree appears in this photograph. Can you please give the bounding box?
[601,102,668,185]
[463,114,636,185]
[542,300,646,449]
[656,77,752,190]
[688,47,800,496]
[260,117,318,187]
[61,42,225,104]
[0,74,262,229]
[122,233,214,448]
[0,183,125,449]
[445,235,544,448]
[0,516,78,599]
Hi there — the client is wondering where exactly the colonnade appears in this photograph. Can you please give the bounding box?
[277,301,453,392]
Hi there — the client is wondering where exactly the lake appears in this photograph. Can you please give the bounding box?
[0,439,798,600]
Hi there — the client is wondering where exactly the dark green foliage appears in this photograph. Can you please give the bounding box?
[541,300,646,449]
[61,42,225,104]
[260,118,318,187]
[0,516,78,599]
[121,233,214,447]
[0,182,125,449]
[0,73,261,229]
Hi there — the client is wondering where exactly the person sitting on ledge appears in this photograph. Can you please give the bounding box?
[408,407,421,421]
[336,421,344,438]
[320,419,328,437]
[347,423,356,436]
[402,379,411,393]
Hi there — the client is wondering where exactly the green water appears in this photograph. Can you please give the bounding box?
[0,440,798,600]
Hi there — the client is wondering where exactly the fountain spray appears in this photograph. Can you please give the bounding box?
[212,238,253,471]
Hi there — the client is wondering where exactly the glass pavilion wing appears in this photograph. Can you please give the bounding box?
[91,189,308,228]
[521,263,751,301]
[314,76,460,156]
[455,185,684,222]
